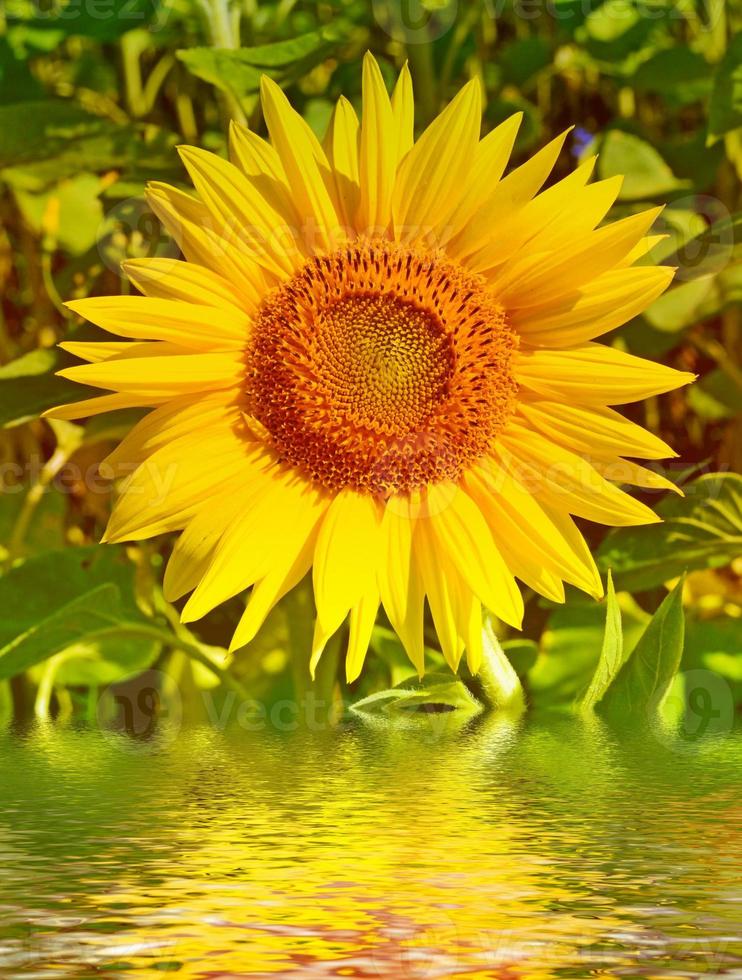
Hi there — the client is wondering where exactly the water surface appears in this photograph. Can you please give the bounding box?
[0,716,740,978]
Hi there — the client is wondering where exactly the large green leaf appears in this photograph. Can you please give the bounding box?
[598,474,742,592]
[0,546,147,651]
[633,47,712,104]
[177,26,347,100]
[598,130,689,199]
[708,33,742,141]
[579,572,625,712]
[597,579,685,722]
[0,583,151,682]
[527,593,648,710]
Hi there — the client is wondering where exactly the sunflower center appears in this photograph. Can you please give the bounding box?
[246,240,519,495]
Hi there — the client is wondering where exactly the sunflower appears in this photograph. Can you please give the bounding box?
[49,54,694,681]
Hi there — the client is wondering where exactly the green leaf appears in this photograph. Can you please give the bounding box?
[642,278,716,333]
[598,473,742,592]
[597,578,685,722]
[0,546,148,653]
[579,571,624,712]
[528,594,649,710]
[0,583,148,681]
[633,47,712,103]
[13,174,104,255]
[598,130,689,200]
[708,33,742,142]
[0,348,96,428]
[177,26,346,101]
[351,672,482,726]
[42,634,160,687]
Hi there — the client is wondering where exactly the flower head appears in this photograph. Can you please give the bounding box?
[50,54,693,681]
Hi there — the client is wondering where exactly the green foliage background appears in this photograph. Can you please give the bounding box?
[0,0,740,733]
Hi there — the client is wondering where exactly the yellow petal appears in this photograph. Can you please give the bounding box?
[358,52,396,234]
[515,343,695,405]
[59,340,135,362]
[312,489,382,636]
[378,496,425,675]
[593,457,683,495]
[511,265,675,346]
[442,112,522,243]
[228,119,297,220]
[177,145,303,278]
[182,467,324,622]
[426,482,523,629]
[43,392,164,420]
[391,62,414,161]
[65,296,249,350]
[496,207,664,307]
[105,428,260,543]
[103,390,240,470]
[414,519,465,670]
[465,464,597,597]
[260,75,340,253]
[145,182,271,306]
[163,472,256,601]
[58,349,243,396]
[122,257,247,313]
[452,129,571,263]
[393,79,481,241]
[323,96,360,228]
[516,400,677,460]
[498,427,662,527]
[346,589,380,683]
[229,527,321,653]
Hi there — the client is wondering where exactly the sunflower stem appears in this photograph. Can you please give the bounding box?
[478,617,526,714]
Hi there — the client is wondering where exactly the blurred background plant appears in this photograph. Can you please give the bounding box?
[0,0,740,734]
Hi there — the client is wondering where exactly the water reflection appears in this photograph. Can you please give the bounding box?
[0,717,740,977]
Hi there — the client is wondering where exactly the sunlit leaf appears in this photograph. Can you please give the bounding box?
[177,26,347,100]
[0,546,147,650]
[579,571,624,712]
[598,474,742,592]
[528,594,649,710]
[596,578,685,721]
[633,47,712,104]
[0,583,148,681]
[598,130,688,199]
